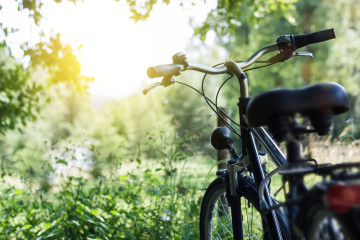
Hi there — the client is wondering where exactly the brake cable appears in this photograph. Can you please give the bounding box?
[214,62,276,116]
[199,59,279,137]
[175,80,242,137]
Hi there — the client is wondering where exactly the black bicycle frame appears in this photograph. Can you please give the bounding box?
[225,59,288,239]
[238,97,284,240]
[251,127,286,167]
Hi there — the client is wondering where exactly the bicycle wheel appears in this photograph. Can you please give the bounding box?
[200,175,289,240]
[305,205,360,240]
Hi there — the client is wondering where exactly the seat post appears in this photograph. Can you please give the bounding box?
[286,140,302,163]
[284,140,308,239]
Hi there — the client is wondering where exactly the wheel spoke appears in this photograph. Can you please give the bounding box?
[200,177,287,240]
[210,193,264,239]
[210,202,231,239]
[214,204,233,236]
[218,194,232,225]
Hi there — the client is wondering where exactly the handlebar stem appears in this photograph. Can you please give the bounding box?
[224,60,249,98]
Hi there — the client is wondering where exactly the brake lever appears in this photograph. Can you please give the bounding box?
[143,75,175,95]
[267,51,313,64]
[293,52,313,58]
[143,82,162,95]
[161,75,175,87]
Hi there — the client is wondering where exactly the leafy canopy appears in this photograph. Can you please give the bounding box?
[0,0,92,132]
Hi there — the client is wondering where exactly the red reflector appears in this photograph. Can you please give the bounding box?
[326,184,360,213]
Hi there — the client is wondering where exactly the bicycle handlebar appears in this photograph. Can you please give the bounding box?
[292,28,336,49]
[146,29,336,90]
[147,64,183,78]
[147,44,279,79]
[277,28,336,50]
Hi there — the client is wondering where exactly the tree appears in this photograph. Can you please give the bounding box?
[216,0,360,139]
[0,0,93,133]
[0,48,41,134]
[0,0,298,133]
[193,0,297,43]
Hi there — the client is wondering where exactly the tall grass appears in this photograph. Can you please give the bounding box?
[0,136,216,239]
[1,132,359,239]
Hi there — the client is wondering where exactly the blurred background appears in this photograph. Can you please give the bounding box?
[0,0,359,238]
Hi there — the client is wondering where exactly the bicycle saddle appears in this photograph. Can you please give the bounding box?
[247,82,349,140]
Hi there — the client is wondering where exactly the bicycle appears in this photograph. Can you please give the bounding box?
[144,28,360,239]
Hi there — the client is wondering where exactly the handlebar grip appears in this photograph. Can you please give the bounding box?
[147,64,182,78]
[292,28,336,49]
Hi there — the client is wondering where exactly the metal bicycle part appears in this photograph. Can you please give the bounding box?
[200,176,289,240]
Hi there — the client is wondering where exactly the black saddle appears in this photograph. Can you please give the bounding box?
[247,82,349,140]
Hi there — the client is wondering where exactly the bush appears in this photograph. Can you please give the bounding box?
[0,165,203,239]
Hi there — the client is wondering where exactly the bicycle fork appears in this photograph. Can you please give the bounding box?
[224,153,284,239]
[226,160,243,240]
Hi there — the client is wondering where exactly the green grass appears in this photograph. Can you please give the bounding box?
[0,153,218,240]
[1,139,358,239]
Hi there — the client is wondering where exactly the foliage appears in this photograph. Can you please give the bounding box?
[0,48,43,134]
[0,83,94,187]
[0,0,360,239]
[206,0,360,138]
[194,0,297,42]
[165,83,215,154]
[119,0,172,22]
[0,0,92,133]
[9,0,79,25]
[0,141,205,239]
[0,84,204,185]
[24,34,94,92]
[118,0,297,30]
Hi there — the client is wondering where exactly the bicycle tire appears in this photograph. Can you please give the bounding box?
[200,175,289,240]
[305,205,360,240]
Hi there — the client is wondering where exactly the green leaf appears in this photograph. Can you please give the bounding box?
[28,208,35,217]
[90,209,98,216]
[14,189,22,195]
[44,222,52,230]
[71,220,80,227]
[98,222,109,230]
[110,210,119,215]
[56,159,67,165]
[24,224,32,230]
[107,195,114,204]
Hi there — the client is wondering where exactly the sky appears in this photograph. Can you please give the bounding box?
[1,0,217,99]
